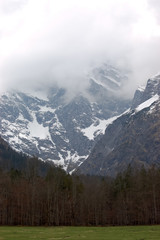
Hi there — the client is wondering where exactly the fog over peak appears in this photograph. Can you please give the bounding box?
[0,0,160,99]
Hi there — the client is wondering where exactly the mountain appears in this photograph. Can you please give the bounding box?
[77,73,160,176]
[0,135,37,171]
[0,64,130,172]
[0,135,64,177]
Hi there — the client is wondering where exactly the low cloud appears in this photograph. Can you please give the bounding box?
[0,0,160,98]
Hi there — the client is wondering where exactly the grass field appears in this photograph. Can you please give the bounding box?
[0,225,160,240]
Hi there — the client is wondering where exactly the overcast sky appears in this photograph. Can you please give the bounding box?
[0,0,160,98]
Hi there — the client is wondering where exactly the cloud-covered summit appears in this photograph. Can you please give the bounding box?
[0,0,160,98]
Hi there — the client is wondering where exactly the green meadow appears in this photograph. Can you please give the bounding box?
[0,225,160,240]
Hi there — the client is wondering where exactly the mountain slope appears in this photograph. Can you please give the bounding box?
[0,64,130,172]
[77,74,160,176]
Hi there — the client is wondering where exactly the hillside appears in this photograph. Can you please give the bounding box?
[0,64,130,172]
[77,74,160,176]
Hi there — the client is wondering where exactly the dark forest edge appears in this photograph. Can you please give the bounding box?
[0,136,160,226]
[0,163,160,226]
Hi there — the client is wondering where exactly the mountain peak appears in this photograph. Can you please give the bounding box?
[132,73,160,108]
[150,73,160,81]
[0,64,130,173]
[77,72,160,176]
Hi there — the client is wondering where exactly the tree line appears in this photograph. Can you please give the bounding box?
[0,163,160,226]
[0,136,160,226]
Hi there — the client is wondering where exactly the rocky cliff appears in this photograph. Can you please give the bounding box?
[0,64,130,172]
[77,74,160,176]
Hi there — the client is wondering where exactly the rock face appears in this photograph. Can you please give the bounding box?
[77,74,160,176]
[132,74,160,108]
[0,64,130,172]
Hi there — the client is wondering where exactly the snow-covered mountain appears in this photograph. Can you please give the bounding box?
[0,64,130,172]
[77,73,160,176]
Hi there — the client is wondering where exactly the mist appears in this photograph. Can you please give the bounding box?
[0,0,160,99]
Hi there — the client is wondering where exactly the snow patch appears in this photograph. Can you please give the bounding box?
[28,114,50,139]
[81,116,118,140]
[135,94,159,112]
[51,150,88,172]
[137,85,145,92]
[39,105,56,113]
[150,73,160,81]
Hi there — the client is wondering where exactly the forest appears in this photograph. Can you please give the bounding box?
[0,163,160,226]
[0,136,160,226]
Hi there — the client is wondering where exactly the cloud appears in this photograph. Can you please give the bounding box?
[148,0,160,23]
[0,0,27,14]
[0,0,160,98]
